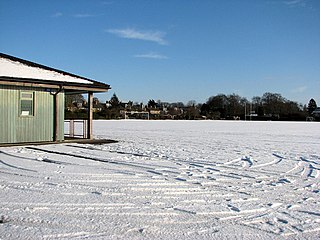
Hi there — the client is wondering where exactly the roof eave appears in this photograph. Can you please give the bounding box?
[0,77,111,93]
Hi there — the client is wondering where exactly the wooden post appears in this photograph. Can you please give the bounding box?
[87,92,93,139]
[70,119,74,138]
[53,93,59,142]
[52,86,62,142]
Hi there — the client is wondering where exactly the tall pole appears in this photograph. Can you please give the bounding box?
[244,103,247,121]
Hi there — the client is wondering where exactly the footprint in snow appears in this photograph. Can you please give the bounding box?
[0,215,10,224]
[175,177,187,182]
[91,191,102,195]
[275,218,288,224]
[227,204,240,212]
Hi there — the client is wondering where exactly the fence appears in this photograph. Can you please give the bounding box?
[64,119,87,138]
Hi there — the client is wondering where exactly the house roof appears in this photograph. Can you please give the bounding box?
[0,53,110,92]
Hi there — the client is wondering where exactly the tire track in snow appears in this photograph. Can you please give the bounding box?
[0,160,37,172]
[2,138,318,238]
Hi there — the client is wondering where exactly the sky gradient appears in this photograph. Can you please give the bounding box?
[1,0,319,105]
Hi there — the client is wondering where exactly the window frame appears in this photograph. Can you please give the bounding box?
[19,91,35,117]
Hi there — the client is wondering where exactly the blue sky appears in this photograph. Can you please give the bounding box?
[1,0,319,105]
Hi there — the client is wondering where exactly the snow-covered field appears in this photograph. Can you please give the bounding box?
[1,120,319,239]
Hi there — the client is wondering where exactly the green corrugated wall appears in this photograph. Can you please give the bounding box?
[0,85,64,144]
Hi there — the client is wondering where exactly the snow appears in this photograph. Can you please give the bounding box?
[1,120,320,239]
[0,57,92,84]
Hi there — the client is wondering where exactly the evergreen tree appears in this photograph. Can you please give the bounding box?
[147,99,157,108]
[307,98,317,114]
[109,93,120,108]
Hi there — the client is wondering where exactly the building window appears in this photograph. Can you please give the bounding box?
[20,91,34,116]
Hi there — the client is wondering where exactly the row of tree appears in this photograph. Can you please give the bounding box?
[65,92,319,121]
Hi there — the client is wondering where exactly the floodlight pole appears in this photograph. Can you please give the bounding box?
[244,103,247,121]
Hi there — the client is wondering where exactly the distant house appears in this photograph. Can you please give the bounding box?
[312,107,320,119]
[0,53,110,144]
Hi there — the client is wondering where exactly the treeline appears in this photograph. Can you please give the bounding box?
[201,93,307,121]
[65,92,319,121]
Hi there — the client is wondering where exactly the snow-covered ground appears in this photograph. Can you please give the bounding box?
[1,120,319,239]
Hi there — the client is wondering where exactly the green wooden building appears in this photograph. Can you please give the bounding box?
[0,53,110,145]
